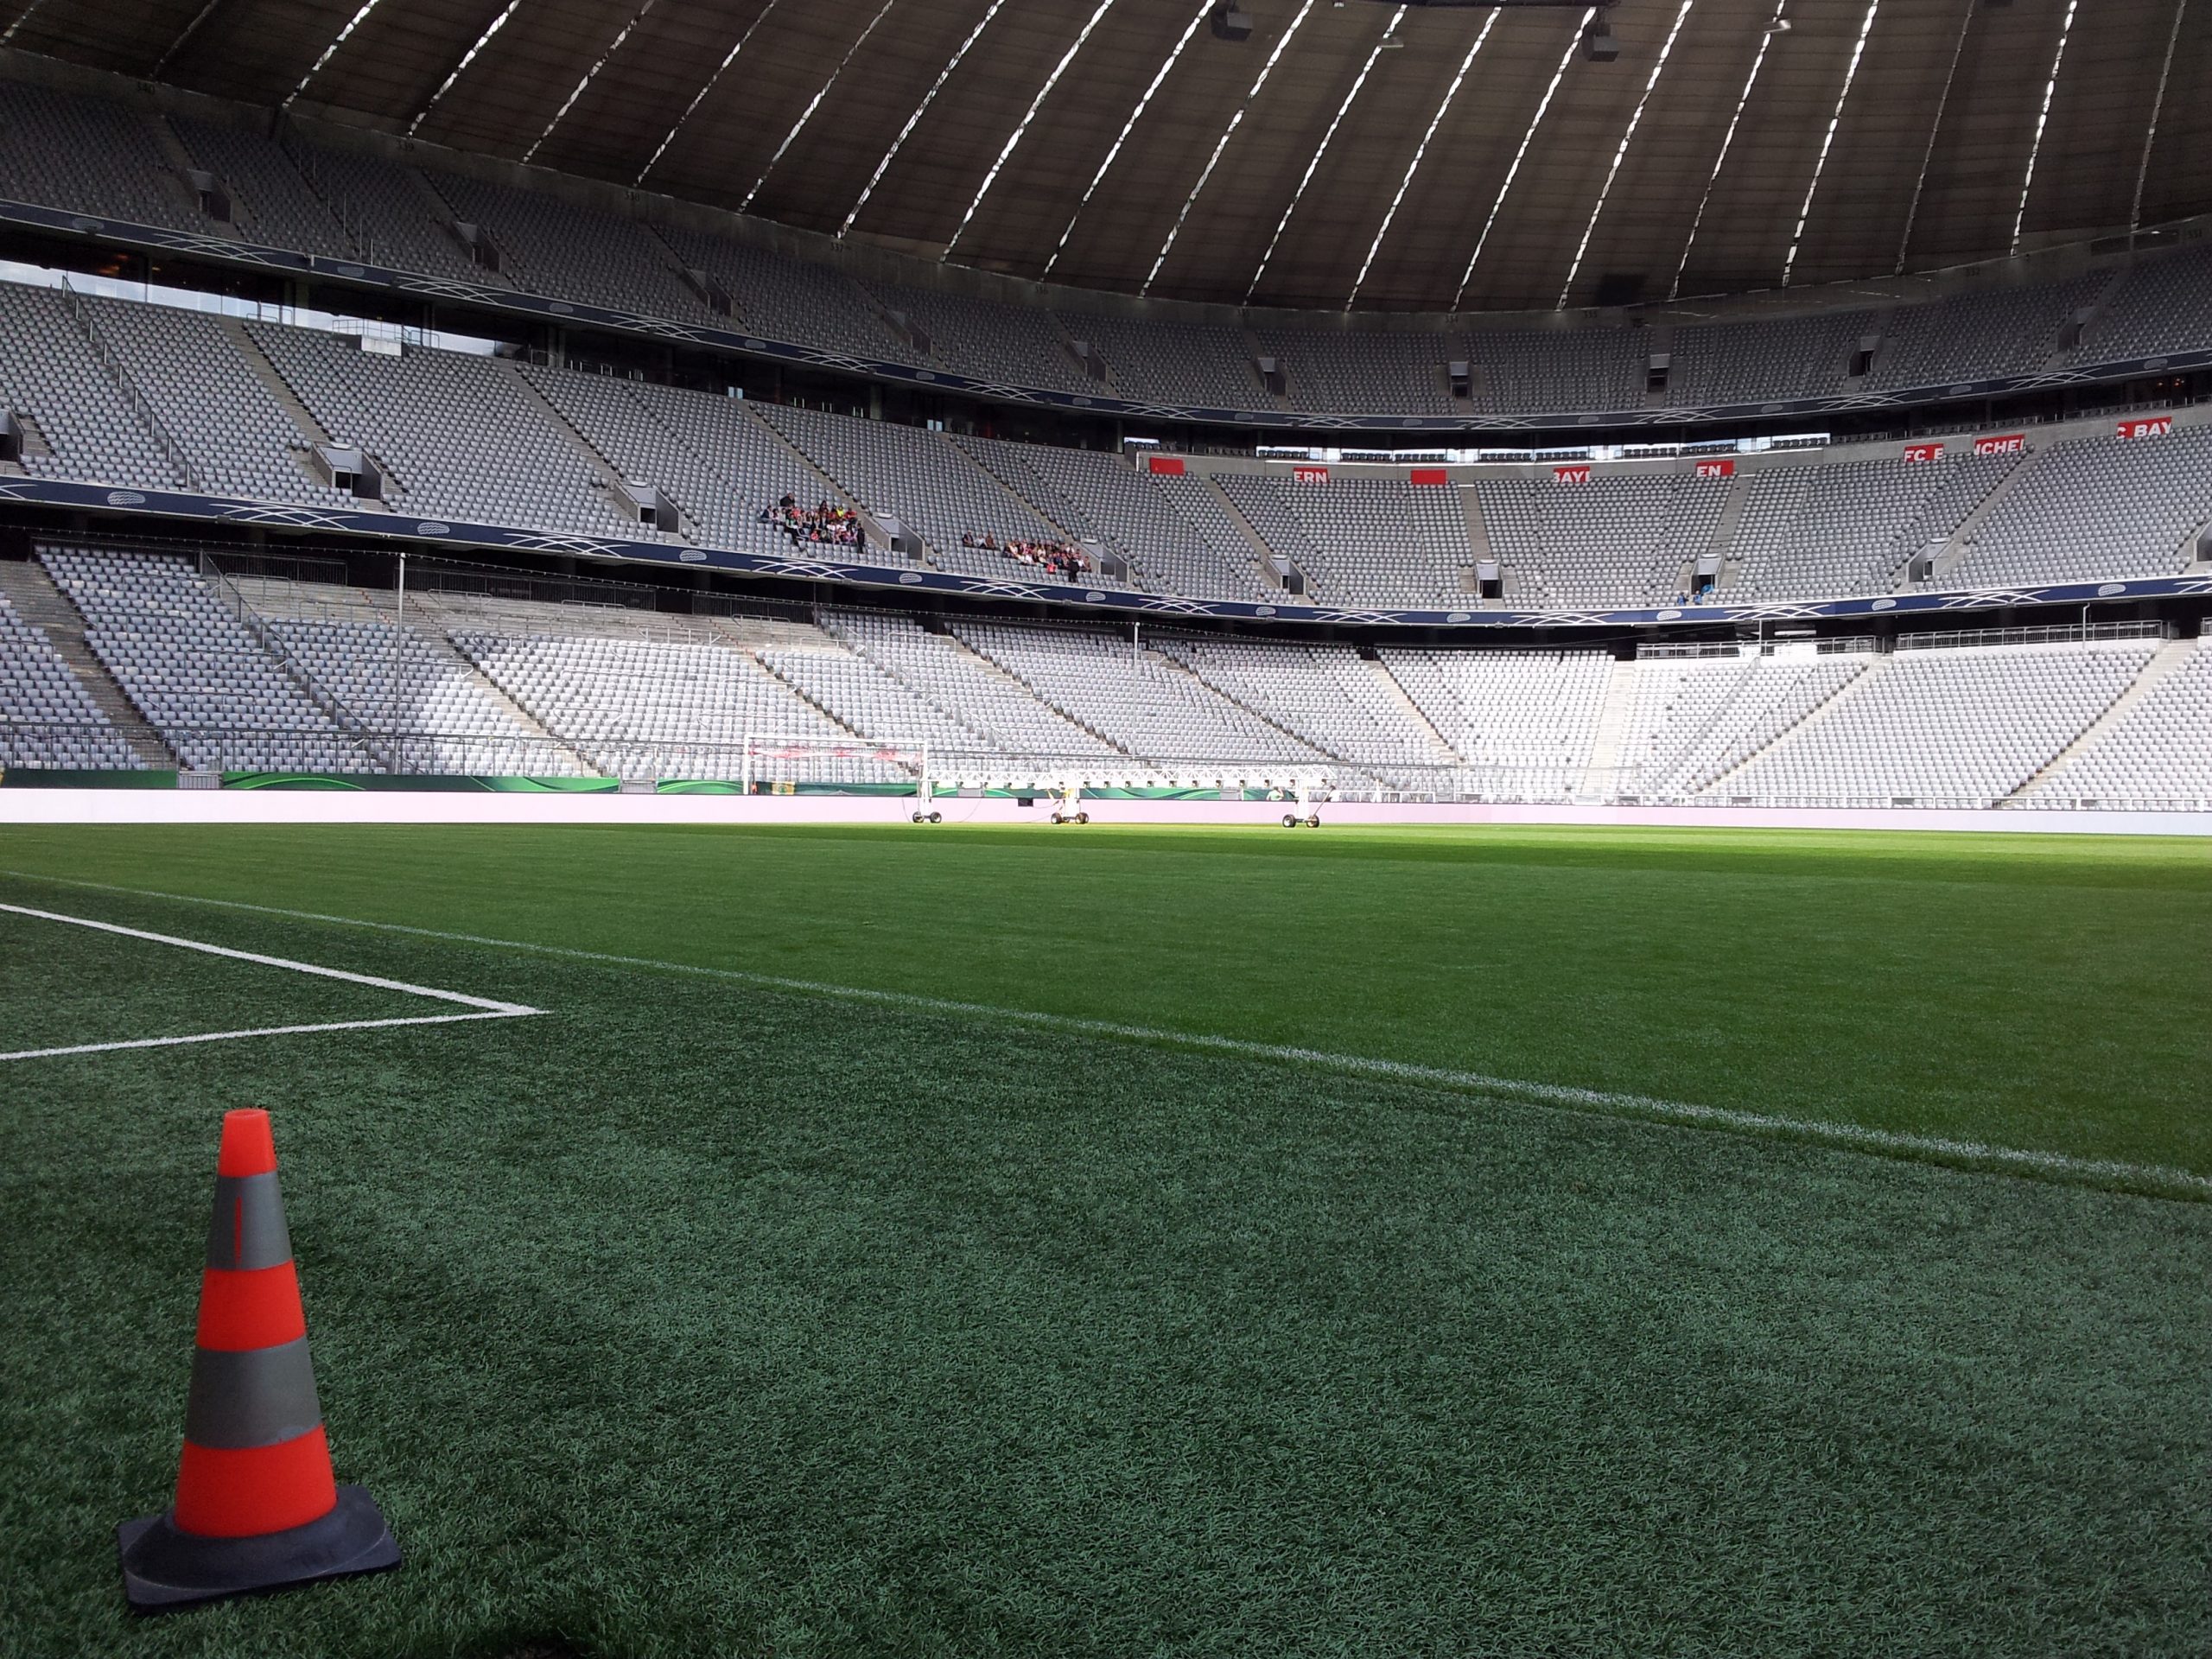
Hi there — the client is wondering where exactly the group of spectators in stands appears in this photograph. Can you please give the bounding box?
[963,531,1093,579]
[761,494,863,547]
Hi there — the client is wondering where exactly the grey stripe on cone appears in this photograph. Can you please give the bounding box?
[184,1337,323,1449]
[203,1173,290,1272]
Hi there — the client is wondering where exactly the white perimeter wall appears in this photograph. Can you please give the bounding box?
[3,790,2209,836]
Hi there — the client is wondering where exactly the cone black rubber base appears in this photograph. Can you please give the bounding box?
[118,1484,400,1612]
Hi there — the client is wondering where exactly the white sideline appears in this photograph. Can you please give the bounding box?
[0,900,542,1062]
[4,871,2206,1202]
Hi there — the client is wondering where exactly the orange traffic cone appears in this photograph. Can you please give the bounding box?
[118,1109,400,1611]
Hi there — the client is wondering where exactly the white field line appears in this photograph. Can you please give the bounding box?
[3,874,2205,1201]
[0,900,542,1062]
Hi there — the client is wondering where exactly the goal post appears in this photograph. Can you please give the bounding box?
[741,733,930,796]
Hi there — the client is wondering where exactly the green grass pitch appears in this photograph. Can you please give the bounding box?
[1,822,2208,1657]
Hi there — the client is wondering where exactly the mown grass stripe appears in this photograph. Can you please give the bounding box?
[7,868,2205,1204]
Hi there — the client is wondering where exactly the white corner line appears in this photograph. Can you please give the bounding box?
[0,1010,534,1064]
[2,874,2204,1202]
[0,901,541,1015]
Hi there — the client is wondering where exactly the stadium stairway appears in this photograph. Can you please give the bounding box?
[503,360,675,540]
[1364,655,1460,766]
[1923,450,2042,588]
[0,557,178,766]
[941,430,1081,543]
[1203,475,1289,593]
[1699,652,1890,802]
[1579,656,1641,801]
[2012,637,2195,803]
[1706,474,1751,595]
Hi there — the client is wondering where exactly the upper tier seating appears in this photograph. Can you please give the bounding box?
[2082,248,2212,364]
[424,170,710,324]
[0,587,139,769]
[1947,427,2212,588]
[0,80,204,232]
[1217,475,1471,606]
[0,284,188,490]
[40,545,373,772]
[1868,272,2107,391]
[653,224,923,365]
[1665,310,1873,408]
[874,284,1093,396]
[1064,313,1262,409]
[249,323,635,536]
[171,115,358,257]
[1477,474,1728,609]
[3,75,2211,419]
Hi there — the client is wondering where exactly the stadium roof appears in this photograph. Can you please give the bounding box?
[13,0,2208,313]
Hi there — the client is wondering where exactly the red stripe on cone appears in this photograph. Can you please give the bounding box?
[215,1109,276,1177]
[174,1430,340,1538]
[194,1262,307,1352]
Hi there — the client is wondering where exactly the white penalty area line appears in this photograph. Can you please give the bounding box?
[3,874,2207,1203]
[0,900,542,1062]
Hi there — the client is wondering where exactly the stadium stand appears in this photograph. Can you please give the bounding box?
[1476,473,1730,609]
[1726,453,2016,601]
[1944,427,2212,589]
[246,321,634,535]
[0,585,139,769]
[0,283,189,489]
[0,79,206,232]
[1622,649,1871,801]
[1718,639,2156,806]
[951,620,1325,773]
[1376,648,1613,800]
[38,545,373,772]
[169,114,359,257]
[2031,638,2212,809]
[0,73,2209,423]
[1218,474,1471,606]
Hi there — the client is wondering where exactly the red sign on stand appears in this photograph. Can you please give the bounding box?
[2117,416,2173,440]
[1408,468,1450,486]
[1974,432,2026,456]
[1694,459,1735,480]
[1146,454,1186,476]
[1903,442,1945,463]
[1292,465,1329,484]
[1554,465,1592,485]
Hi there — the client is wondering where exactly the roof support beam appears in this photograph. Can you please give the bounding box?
[2009,0,2078,255]
[286,0,389,106]
[1893,0,1974,274]
[1243,4,1405,305]
[841,0,1014,238]
[406,0,523,138]
[1042,0,1214,280]
[1347,8,1499,308]
[1669,0,1785,301]
[635,0,786,187]
[524,0,662,164]
[2133,0,2189,232]
[1780,0,1879,288]
[741,0,897,212]
[1454,7,1592,309]
[1557,0,1694,309]
[1142,0,1319,296]
[944,0,1122,260]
